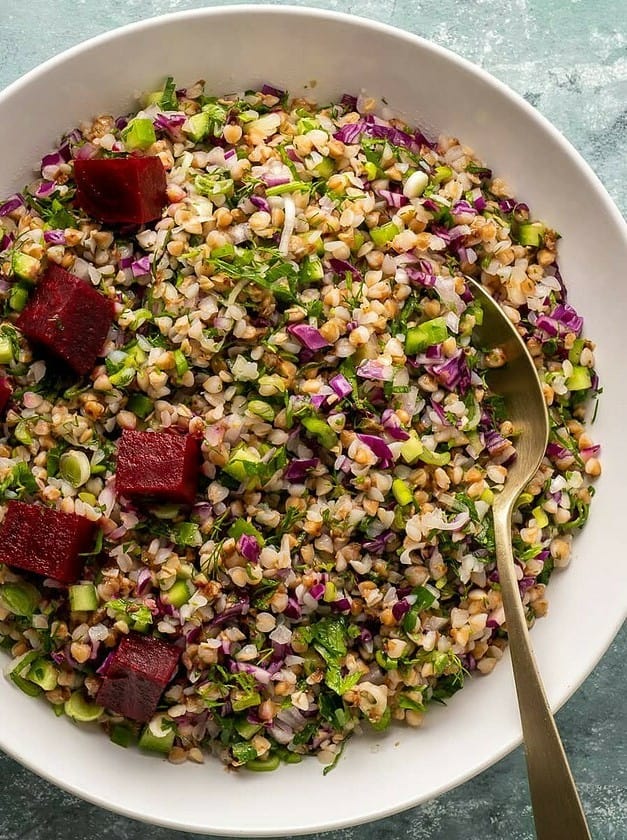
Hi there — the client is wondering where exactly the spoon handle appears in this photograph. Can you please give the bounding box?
[493,511,591,840]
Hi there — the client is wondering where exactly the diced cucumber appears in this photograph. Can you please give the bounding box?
[566,365,591,391]
[122,118,156,151]
[234,717,263,740]
[11,252,39,281]
[312,157,335,179]
[404,317,448,354]
[301,255,324,281]
[516,222,545,247]
[64,692,104,722]
[184,112,211,143]
[110,724,135,748]
[245,754,281,772]
[126,393,154,419]
[399,436,424,464]
[139,720,175,754]
[223,446,262,482]
[69,583,98,612]
[568,338,585,365]
[392,478,414,506]
[418,448,451,467]
[370,222,399,248]
[163,579,192,608]
[9,282,29,312]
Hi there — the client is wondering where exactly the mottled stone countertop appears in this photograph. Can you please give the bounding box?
[0,2,625,839]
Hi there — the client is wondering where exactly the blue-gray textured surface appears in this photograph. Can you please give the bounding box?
[0,2,625,839]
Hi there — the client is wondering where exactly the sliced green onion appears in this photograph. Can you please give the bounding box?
[227,518,265,544]
[301,415,338,449]
[109,367,136,388]
[184,112,211,143]
[0,336,14,364]
[433,165,452,183]
[247,400,275,422]
[418,447,451,467]
[404,317,448,354]
[301,255,324,281]
[122,118,156,151]
[392,478,414,506]
[64,692,104,722]
[69,583,98,612]
[194,174,234,197]
[231,691,262,712]
[370,222,400,248]
[265,181,311,197]
[27,659,58,691]
[14,420,33,446]
[532,505,549,529]
[223,446,262,482]
[173,349,189,379]
[0,582,40,617]
[59,450,91,488]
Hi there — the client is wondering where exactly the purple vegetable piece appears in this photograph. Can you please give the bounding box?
[96,633,180,723]
[0,501,96,584]
[284,458,319,481]
[238,534,260,564]
[356,434,394,468]
[329,373,353,399]
[287,323,330,351]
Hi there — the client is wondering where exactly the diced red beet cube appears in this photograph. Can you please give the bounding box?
[0,377,11,414]
[0,501,96,584]
[95,633,180,722]
[16,264,114,376]
[115,430,200,505]
[74,156,167,225]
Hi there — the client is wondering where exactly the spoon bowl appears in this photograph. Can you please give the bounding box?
[468,277,591,840]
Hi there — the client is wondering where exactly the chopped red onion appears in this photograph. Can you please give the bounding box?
[377,189,409,209]
[287,323,330,351]
[0,194,25,216]
[356,359,394,381]
[329,373,353,398]
[261,83,285,99]
[250,195,270,213]
[34,181,57,199]
[43,229,66,245]
[237,533,260,564]
[357,434,394,468]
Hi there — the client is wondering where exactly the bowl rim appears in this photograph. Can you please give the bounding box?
[0,5,625,835]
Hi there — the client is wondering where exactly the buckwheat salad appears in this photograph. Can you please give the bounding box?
[0,79,601,773]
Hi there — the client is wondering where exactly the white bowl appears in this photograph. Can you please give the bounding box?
[0,6,625,836]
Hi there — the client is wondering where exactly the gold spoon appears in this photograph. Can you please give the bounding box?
[467,277,591,840]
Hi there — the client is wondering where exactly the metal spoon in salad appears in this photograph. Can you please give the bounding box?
[468,277,591,840]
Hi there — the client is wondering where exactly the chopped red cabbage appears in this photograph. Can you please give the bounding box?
[0,194,25,216]
[238,534,260,564]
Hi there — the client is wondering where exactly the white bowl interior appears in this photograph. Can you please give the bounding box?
[0,6,625,836]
